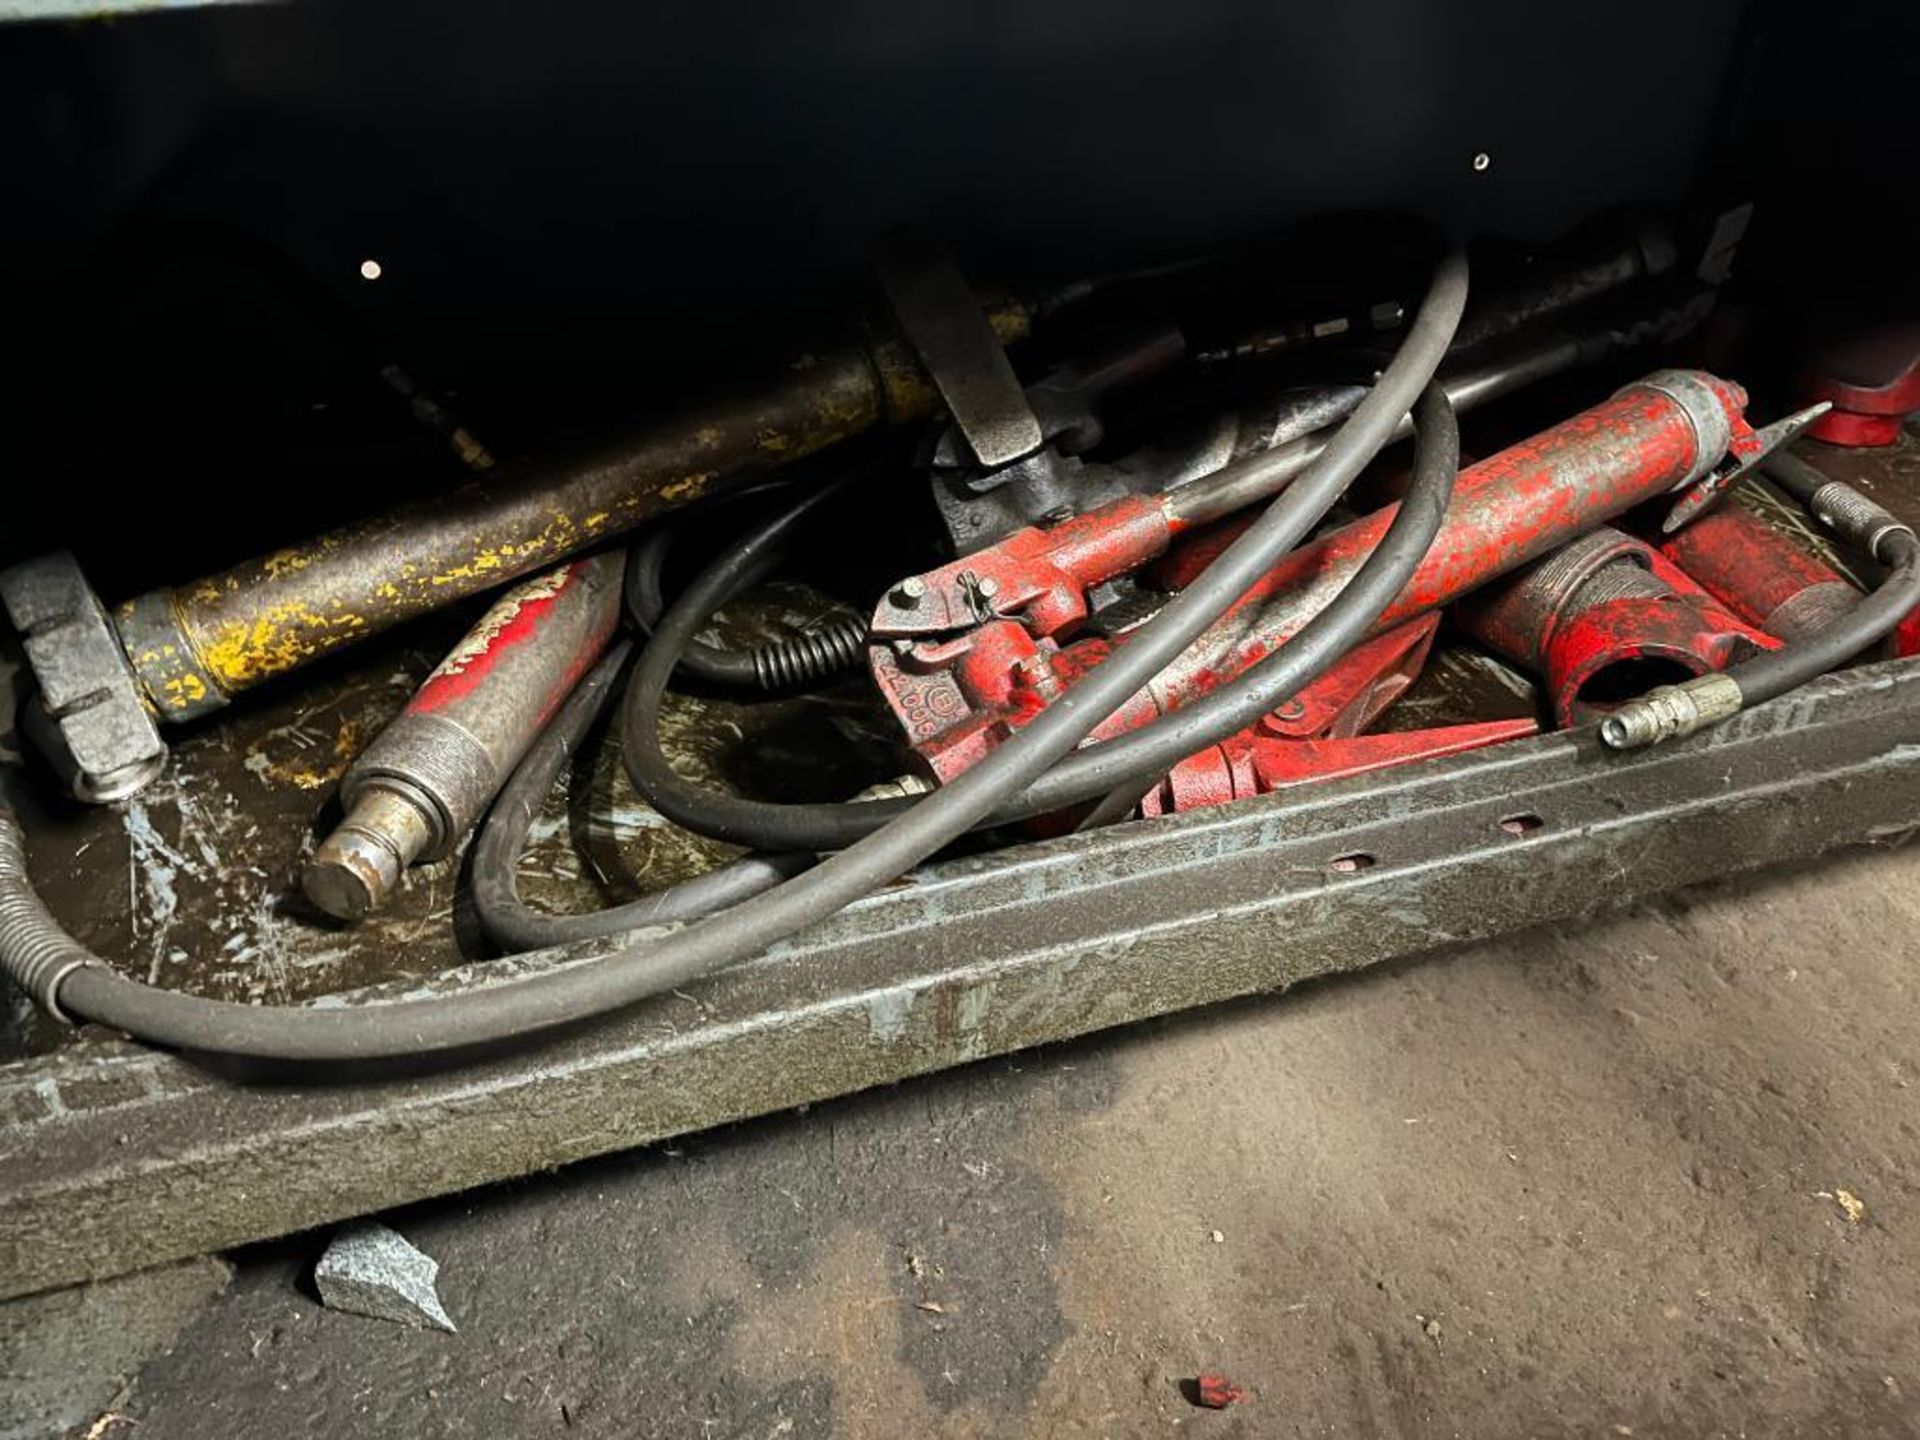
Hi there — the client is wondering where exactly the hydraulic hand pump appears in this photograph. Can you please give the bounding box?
[868,370,1764,783]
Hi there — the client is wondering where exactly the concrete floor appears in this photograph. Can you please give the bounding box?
[33,841,1920,1438]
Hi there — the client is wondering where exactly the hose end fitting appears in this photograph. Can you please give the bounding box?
[850,773,937,803]
[1808,481,1917,565]
[1598,672,1744,750]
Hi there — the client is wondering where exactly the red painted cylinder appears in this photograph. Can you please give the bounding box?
[1655,504,1859,641]
[1143,373,1750,713]
[1456,528,1774,726]
[876,370,1757,783]
[303,553,625,919]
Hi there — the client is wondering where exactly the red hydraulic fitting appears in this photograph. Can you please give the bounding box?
[1655,503,1860,641]
[1143,717,1541,816]
[303,552,624,920]
[1803,323,1920,447]
[1455,527,1777,727]
[1139,615,1539,815]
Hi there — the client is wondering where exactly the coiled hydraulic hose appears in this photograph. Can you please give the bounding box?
[1599,451,1920,749]
[0,251,1468,1061]
[468,638,814,951]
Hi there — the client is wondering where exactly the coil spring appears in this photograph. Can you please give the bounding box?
[751,611,871,690]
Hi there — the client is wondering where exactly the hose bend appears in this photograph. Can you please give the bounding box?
[466,639,815,952]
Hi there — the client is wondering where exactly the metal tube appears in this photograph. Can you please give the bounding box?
[303,551,625,920]
[113,311,1027,722]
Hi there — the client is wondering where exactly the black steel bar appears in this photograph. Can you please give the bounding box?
[4,658,1919,1300]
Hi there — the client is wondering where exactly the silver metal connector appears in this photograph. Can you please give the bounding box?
[1808,481,1917,564]
[850,773,937,803]
[1598,672,1745,750]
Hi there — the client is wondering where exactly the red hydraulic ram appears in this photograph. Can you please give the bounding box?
[870,369,1763,781]
[303,552,624,920]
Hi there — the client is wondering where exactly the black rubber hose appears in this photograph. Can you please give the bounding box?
[1079,383,1459,826]
[484,379,1456,937]
[484,379,1454,940]
[466,639,817,951]
[624,379,1461,849]
[625,532,760,686]
[1722,529,1920,706]
[628,524,873,692]
[1,251,1467,1060]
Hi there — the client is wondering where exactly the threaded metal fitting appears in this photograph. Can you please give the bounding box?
[1808,481,1917,564]
[1598,672,1744,750]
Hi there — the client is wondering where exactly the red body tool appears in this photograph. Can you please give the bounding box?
[1803,324,1920,447]
[1655,503,1860,641]
[1454,526,1776,727]
[869,369,1761,782]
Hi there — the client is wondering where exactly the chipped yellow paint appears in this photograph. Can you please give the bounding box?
[984,299,1031,344]
[196,599,373,689]
[426,547,513,587]
[161,672,208,711]
[157,316,1026,694]
[260,548,317,581]
[660,471,719,504]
